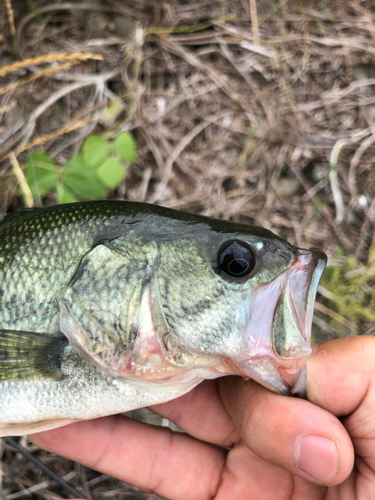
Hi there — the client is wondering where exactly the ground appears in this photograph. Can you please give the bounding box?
[0,0,374,498]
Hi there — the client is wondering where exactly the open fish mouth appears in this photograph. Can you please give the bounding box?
[273,247,327,359]
[214,247,327,397]
[270,247,327,395]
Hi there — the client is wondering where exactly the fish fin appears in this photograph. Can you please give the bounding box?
[0,207,43,227]
[0,330,68,381]
[0,418,78,437]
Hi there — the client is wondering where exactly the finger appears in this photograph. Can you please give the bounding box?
[307,336,375,478]
[218,441,326,500]
[219,376,354,486]
[307,336,375,415]
[149,379,240,446]
[30,415,226,500]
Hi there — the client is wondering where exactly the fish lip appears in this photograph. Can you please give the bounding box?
[302,247,327,335]
[289,247,327,345]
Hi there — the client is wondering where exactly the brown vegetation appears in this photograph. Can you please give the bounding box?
[0,0,374,498]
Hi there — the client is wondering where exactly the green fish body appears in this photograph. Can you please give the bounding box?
[0,201,326,436]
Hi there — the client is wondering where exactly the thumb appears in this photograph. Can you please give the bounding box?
[306,336,375,416]
[307,336,375,484]
[219,372,354,486]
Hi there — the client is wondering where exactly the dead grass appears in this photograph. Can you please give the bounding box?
[0,0,375,498]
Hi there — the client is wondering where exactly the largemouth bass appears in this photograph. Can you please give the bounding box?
[0,201,326,436]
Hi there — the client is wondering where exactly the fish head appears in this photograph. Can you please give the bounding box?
[59,214,326,397]
[155,228,326,396]
[211,244,326,396]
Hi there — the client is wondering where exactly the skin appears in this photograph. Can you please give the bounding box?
[30,335,375,500]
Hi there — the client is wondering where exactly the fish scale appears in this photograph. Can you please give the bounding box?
[0,201,326,436]
[0,203,146,332]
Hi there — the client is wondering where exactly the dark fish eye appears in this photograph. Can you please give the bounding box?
[217,240,256,278]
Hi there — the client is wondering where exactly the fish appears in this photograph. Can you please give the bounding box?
[0,201,326,436]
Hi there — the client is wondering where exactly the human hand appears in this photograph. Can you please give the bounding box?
[30,336,375,500]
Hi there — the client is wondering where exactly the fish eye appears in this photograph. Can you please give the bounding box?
[217,240,256,278]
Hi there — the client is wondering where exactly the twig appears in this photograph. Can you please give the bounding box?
[9,153,33,208]
[249,0,260,45]
[7,478,52,499]
[318,285,340,303]
[314,302,355,332]
[259,0,292,25]
[10,114,102,159]
[16,3,133,49]
[329,128,372,224]
[0,52,103,78]
[239,40,273,57]
[348,134,375,202]
[10,70,119,151]
[144,14,234,36]
[5,0,15,37]
[159,38,251,112]
[149,119,212,203]
[355,196,375,260]
[0,62,76,96]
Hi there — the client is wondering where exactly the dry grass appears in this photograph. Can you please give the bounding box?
[0,0,375,498]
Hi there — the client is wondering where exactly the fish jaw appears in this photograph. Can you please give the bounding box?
[213,247,327,396]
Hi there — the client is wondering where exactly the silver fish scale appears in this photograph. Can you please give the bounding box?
[0,346,197,426]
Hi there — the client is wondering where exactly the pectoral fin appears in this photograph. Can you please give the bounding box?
[0,330,68,381]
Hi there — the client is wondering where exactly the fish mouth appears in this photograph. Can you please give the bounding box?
[219,247,327,397]
[273,247,327,359]
[270,247,327,395]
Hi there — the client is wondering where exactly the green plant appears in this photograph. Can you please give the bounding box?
[319,240,375,336]
[25,132,137,203]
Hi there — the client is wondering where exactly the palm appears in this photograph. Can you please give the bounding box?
[31,337,375,500]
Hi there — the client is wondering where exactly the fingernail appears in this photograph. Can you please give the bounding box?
[295,434,340,483]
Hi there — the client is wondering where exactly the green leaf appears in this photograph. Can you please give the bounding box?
[114,132,137,163]
[26,152,58,196]
[63,155,106,199]
[56,183,78,204]
[97,158,126,189]
[63,155,85,172]
[83,135,109,168]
